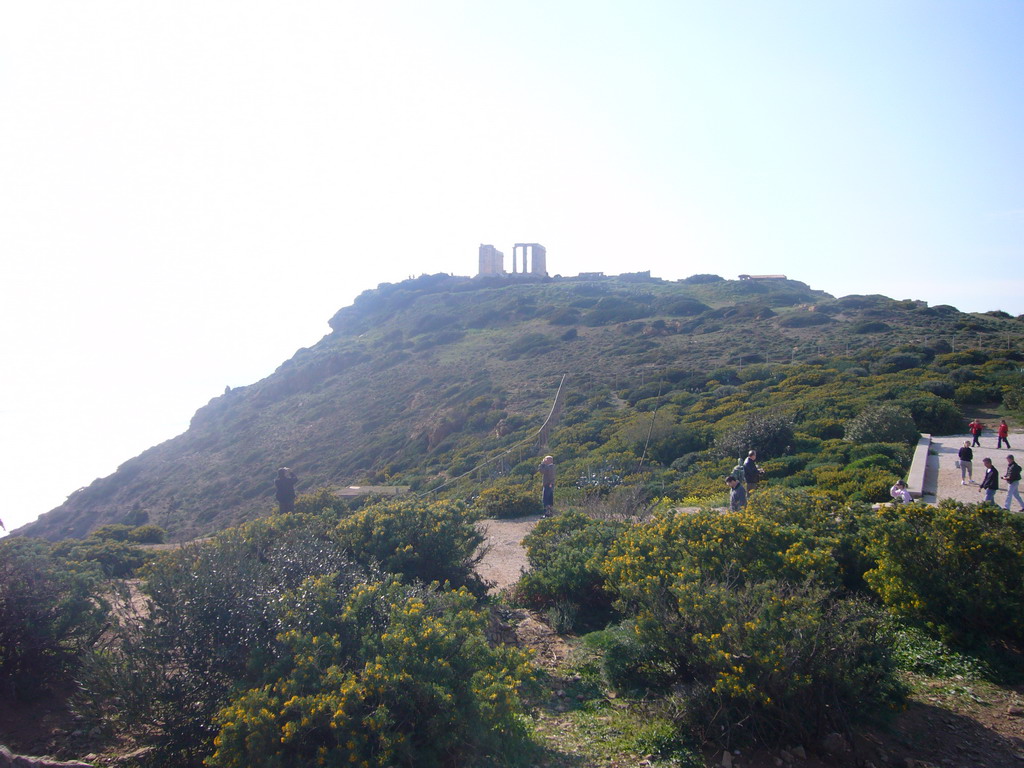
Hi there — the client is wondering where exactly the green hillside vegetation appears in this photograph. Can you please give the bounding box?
[6,274,1024,765]
[18,273,1024,543]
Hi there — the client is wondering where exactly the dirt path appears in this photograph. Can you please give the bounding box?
[475,515,539,593]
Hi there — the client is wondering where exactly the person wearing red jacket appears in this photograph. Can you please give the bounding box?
[998,420,1011,450]
[969,419,984,447]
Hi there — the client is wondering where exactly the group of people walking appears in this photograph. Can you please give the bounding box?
[890,422,1023,512]
[961,420,1022,510]
[975,453,1024,510]
[725,450,763,511]
[969,418,1011,449]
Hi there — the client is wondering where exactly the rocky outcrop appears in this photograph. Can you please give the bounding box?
[0,746,93,768]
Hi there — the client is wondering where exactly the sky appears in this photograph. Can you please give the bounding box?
[2,1,1023,534]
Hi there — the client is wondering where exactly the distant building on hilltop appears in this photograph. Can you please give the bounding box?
[739,274,787,280]
[477,242,548,277]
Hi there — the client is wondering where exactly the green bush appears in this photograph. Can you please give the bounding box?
[583,296,649,325]
[52,536,148,578]
[845,453,899,471]
[852,320,892,334]
[872,353,923,373]
[799,418,845,440]
[335,498,486,593]
[590,492,905,745]
[864,500,1024,644]
[600,579,903,747]
[473,482,539,519]
[0,538,106,701]
[778,312,831,328]
[50,524,167,577]
[811,464,895,503]
[502,332,554,359]
[886,620,995,680]
[604,507,842,612]
[715,409,795,459]
[954,383,1002,405]
[207,582,535,768]
[76,514,361,761]
[919,379,956,399]
[844,404,919,445]
[515,511,627,630]
[581,625,674,693]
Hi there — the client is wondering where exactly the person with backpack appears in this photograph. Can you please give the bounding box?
[730,458,746,487]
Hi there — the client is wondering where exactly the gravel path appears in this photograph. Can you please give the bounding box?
[475,515,541,594]
[926,432,1024,509]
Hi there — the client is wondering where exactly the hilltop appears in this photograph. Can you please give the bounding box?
[17,271,1024,542]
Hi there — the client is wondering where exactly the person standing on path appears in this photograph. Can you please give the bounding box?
[275,467,299,514]
[979,458,999,504]
[957,441,974,484]
[726,475,747,511]
[1003,455,1023,511]
[743,450,763,492]
[538,455,556,517]
[998,420,1011,450]
[969,419,984,447]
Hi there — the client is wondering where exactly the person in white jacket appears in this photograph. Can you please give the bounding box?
[889,480,912,503]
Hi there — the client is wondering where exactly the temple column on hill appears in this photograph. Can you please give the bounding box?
[512,243,548,276]
[478,244,505,275]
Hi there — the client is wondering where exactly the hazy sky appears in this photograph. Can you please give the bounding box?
[2,1,1023,533]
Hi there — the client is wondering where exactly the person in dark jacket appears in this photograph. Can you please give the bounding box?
[979,458,999,504]
[538,455,556,517]
[743,450,763,491]
[1003,455,1023,511]
[957,441,974,484]
[726,475,747,511]
[275,467,298,513]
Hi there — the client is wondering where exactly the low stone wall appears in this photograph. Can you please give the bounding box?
[906,433,932,499]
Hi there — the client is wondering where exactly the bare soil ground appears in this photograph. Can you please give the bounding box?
[476,515,538,594]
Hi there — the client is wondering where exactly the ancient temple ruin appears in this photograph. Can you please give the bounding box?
[478,244,505,275]
[477,242,547,277]
[513,243,546,276]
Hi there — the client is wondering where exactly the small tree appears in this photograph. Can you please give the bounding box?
[844,404,919,445]
[0,538,105,700]
[716,409,795,459]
